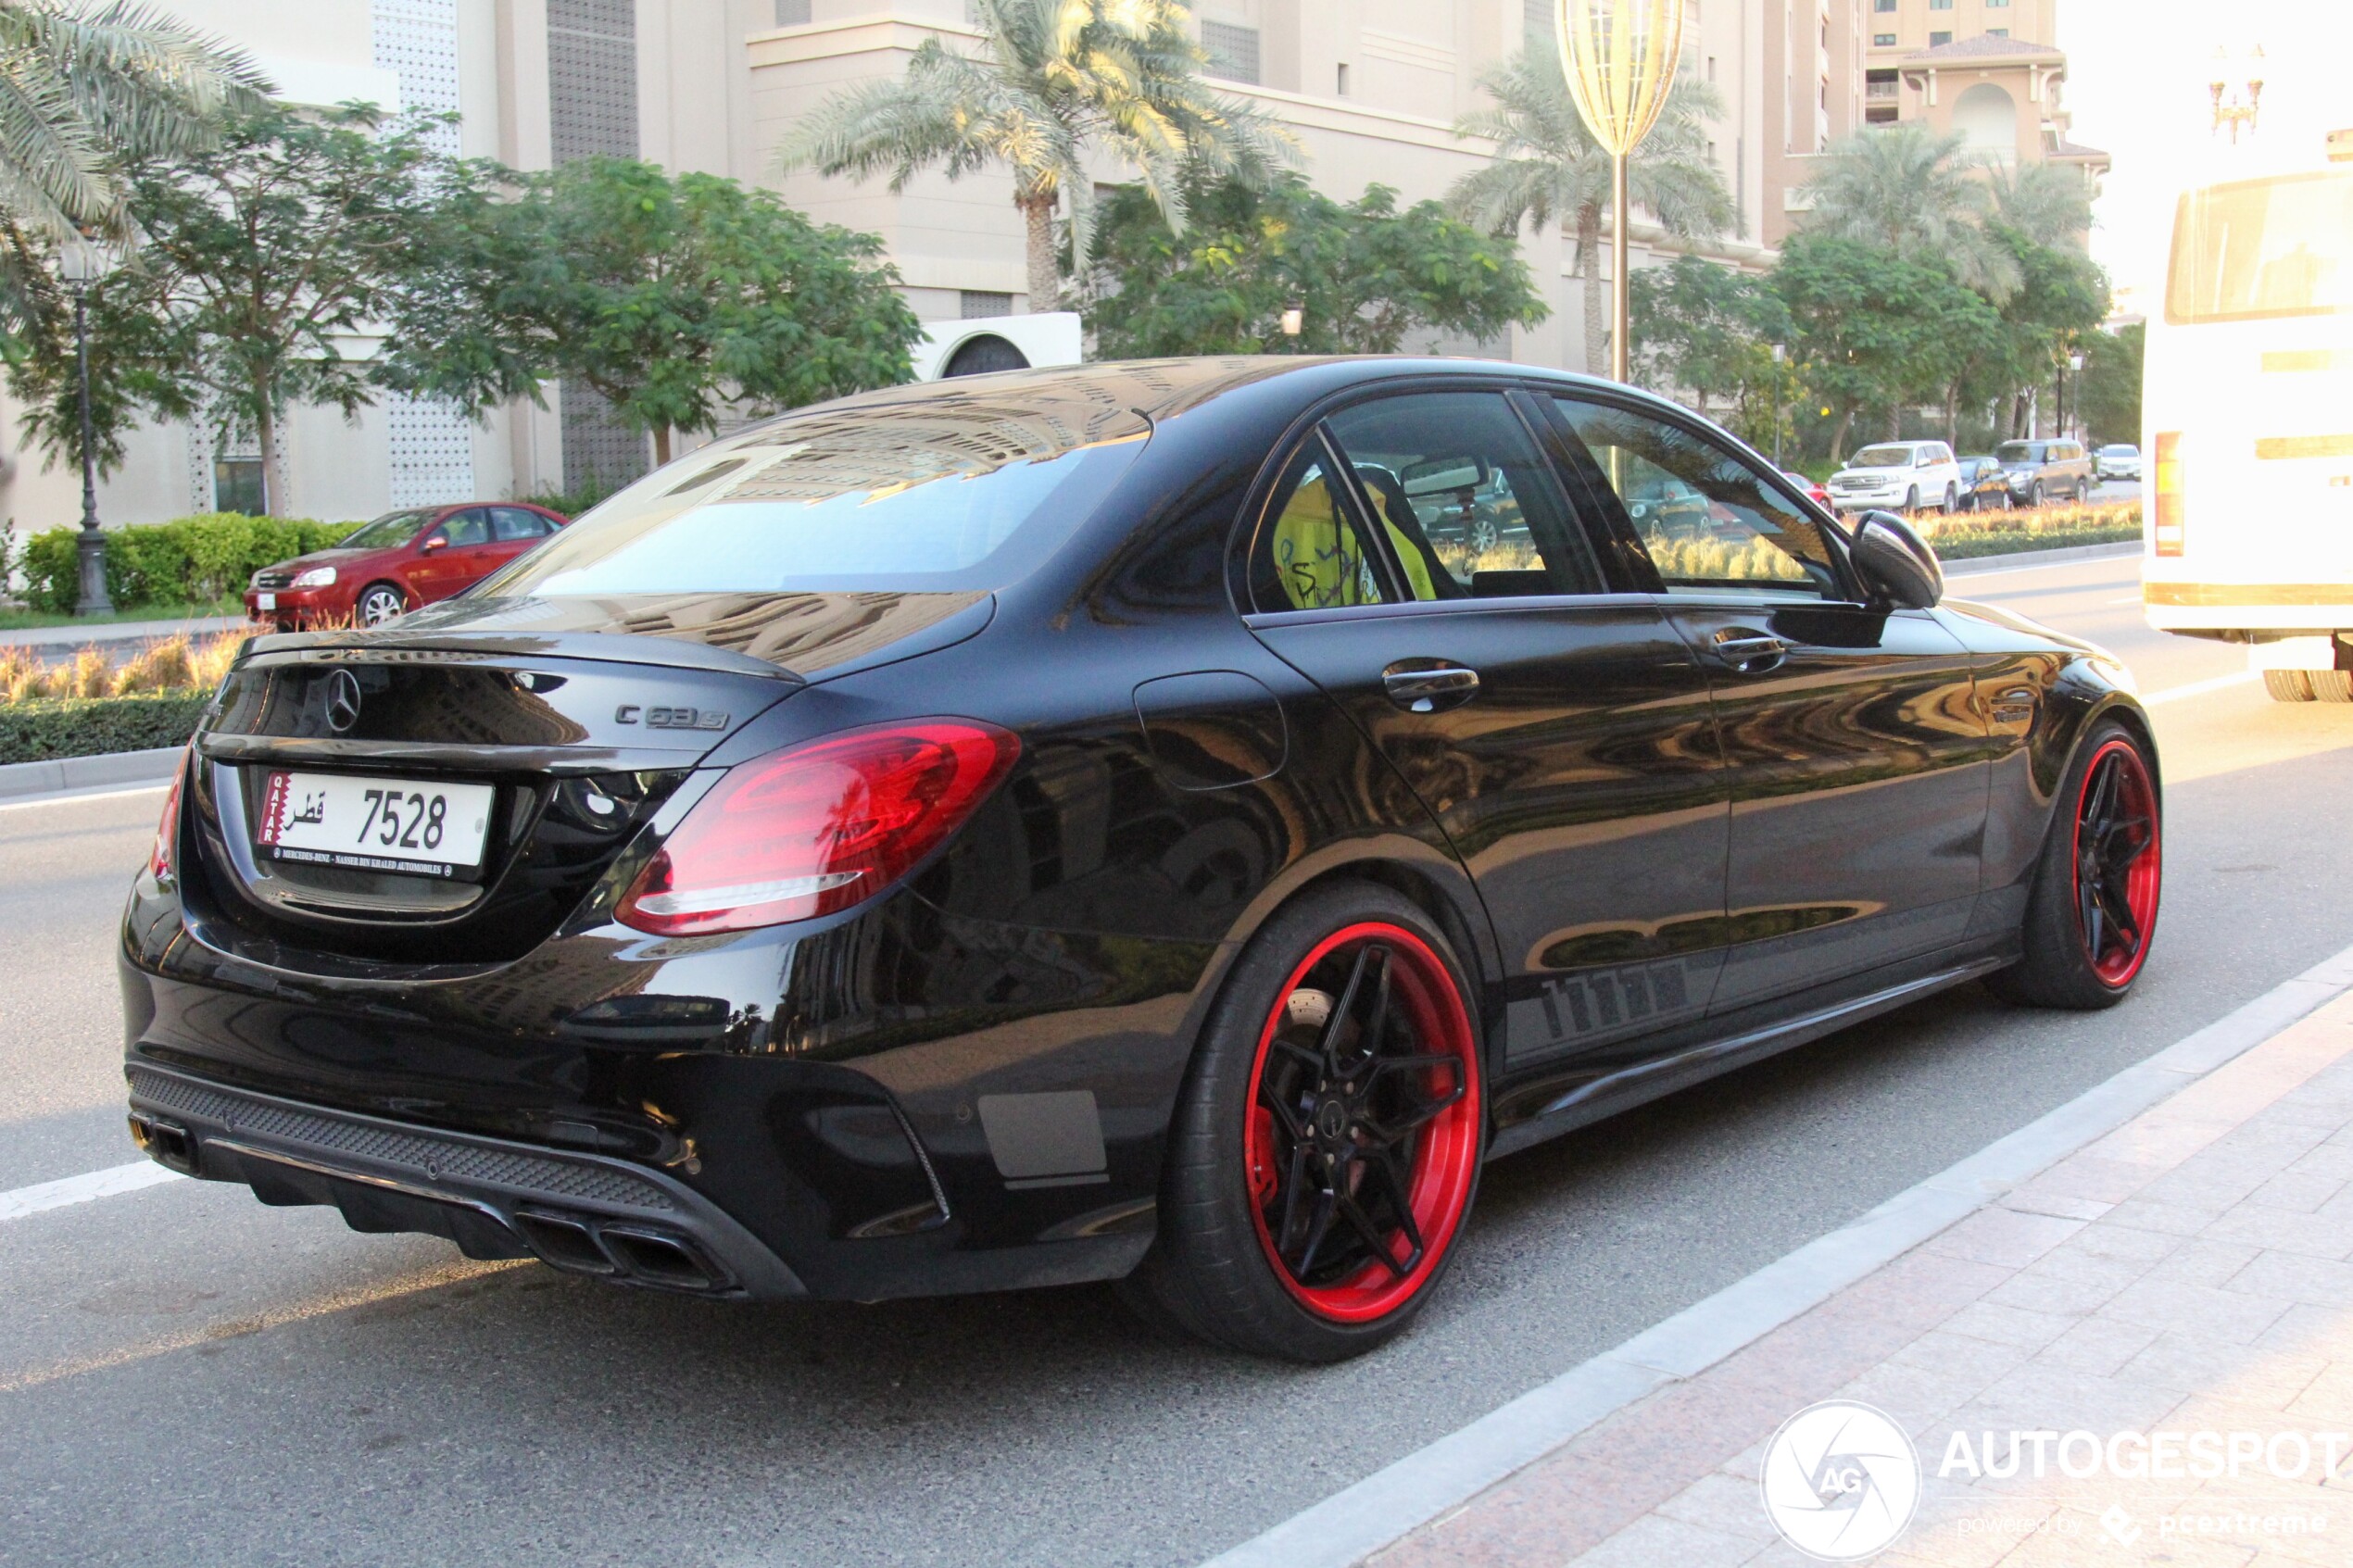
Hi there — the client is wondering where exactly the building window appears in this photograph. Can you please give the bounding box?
[213,457,264,515]
[1706,55,1716,82]
[1986,0,2009,6]
[1873,32,1895,45]
[961,290,1013,319]
[1522,0,1553,46]
[1201,19,1260,84]
[1336,61,1349,95]
[1929,0,1952,8]
[1929,31,1952,45]
[774,0,811,24]
[1874,0,1894,10]
[1986,26,2007,36]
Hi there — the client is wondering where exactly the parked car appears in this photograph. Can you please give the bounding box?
[1994,438,2095,507]
[1954,455,2016,512]
[129,359,2158,1362]
[244,502,569,631]
[2095,444,2142,482]
[1825,441,1961,514]
[1781,470,1834,509]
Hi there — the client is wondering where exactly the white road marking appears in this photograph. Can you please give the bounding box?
[2107,594,2145,604]
[2141,670,2260,707]
[0,783,169,813]
[0,1160,182,1223]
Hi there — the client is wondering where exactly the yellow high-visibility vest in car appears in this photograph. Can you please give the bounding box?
[1271,470,1435,608]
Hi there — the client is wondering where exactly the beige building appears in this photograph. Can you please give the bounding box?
[2,0,1857,543]
[1860,0,2107,184]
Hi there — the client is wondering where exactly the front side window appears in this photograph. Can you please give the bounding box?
[439,508,492,548]
[1553,398,1841,599]
[1322,392,1603,601]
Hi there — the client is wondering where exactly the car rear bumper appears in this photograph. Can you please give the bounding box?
[127,1061,807,1299]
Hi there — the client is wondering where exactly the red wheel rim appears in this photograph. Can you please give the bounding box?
[2070,738,2160,986]
[1242,922,1481,1324]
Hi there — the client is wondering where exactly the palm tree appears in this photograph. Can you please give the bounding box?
[1797,122,2020,299]
[782,0,1292,310]
[0,0,267,332]
[1984,157,2094,251]
[1449,45,1732,378]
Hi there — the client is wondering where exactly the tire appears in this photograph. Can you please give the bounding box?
[1984,722,2162,1010]
[1943,483,1958,513]
[2264,671,2317,703]
[2027,481,2044,508]
[1904,485,1919,512]
[1124,882,1485,1361]
[357,583,409,626]
[2311,671,2353,703]
[1468,518,1500,553]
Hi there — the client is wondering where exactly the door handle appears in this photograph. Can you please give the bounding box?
[1381,663,1480,713]
[1709,630,1787,674]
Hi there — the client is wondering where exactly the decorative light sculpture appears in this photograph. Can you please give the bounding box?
[1556,0,1685,383]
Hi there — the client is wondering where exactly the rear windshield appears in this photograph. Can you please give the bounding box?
[484,411,1146,597]
[1996,443,2046,463]
[2166,170,2353,324]
[1849,445,1918,468]
[339,509,433,549]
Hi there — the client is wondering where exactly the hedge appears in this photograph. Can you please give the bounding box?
[17,513,348,613]
[0,693,209,765]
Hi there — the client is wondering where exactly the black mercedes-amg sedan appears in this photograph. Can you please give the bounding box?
[120,358,2161,1362]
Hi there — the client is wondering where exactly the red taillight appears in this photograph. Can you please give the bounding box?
[617,720,1021,936]
[2152,431,2184,557]
[151,747,189,881]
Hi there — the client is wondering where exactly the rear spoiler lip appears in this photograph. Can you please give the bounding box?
[240,629,807,684]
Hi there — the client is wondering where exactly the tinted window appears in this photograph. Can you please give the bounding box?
[1850,445,1917,468]
[339,509,434,549]
[1322,393,1602,600]
[439,508,492,547]
[491,506,551,542]
[485,404,1146,596]
[1996,442,2047,464]
[1554,397,1840,599]
[1250,442,1390,611]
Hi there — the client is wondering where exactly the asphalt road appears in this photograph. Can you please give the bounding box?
[6,549,2350,1568]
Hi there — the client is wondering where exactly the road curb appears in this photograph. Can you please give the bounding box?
[1942,539,2142,577]
[0,746,182,804]
[1197,937,2353,1568]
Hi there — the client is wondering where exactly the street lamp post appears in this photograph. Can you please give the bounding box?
[1556,0,1686,384]
[2066,350,2084,442]
[58,234,113,618]
[1770,342,1787,467]
[2208,45,2264,143]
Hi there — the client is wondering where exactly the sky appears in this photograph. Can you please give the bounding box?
[2055,0,2353,313]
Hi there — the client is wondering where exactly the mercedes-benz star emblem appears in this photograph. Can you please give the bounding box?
[324,669,363,734]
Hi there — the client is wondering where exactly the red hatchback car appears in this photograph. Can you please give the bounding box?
[245,502,569,630]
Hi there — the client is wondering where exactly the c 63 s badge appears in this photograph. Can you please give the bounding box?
[616,705,731,731]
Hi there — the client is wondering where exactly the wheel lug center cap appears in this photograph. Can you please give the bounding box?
[1314,1097,1350,1140]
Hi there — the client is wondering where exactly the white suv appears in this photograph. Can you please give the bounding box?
[1826,441,1962,514]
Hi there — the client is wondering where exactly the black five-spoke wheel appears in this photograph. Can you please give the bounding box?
[2072,738,2160,986]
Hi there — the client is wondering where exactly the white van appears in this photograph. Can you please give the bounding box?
[2142,134,2353,701]
[1825,441,1962,515]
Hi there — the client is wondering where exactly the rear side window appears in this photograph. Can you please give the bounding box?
[484,404,1147,596]
[1250,442,1392,612]
[1321,393,1602,600]
[491,506,551,542]
[1553,397,1841,600]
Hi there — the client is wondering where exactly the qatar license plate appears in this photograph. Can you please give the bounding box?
[256,770,496,878]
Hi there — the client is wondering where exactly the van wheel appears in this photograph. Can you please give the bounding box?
[2264,671,2316,703]
[2311,671,2353,703]
[1123,883,1484,1362]
[1985,722,2161,1010]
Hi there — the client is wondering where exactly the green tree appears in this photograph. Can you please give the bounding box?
[1981,224,2108,438]
[1797,122,2019,301]
[7,101,459,511]
[1776,233,1999,462]
[1629,256,1790,418]
[1448,44,1733,376]
[1085,172,1546,357]
[398,157,923,470]
[2076,320,2143,449]
[781,0,1292,310]
[0,0,266,336]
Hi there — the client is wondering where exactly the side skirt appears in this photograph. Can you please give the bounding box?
[1486,951,2012,1160]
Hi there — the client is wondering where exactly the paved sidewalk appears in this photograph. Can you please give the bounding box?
[1371,990,2353,1568]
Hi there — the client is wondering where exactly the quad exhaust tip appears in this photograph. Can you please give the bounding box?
[512,1208,731,1293]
